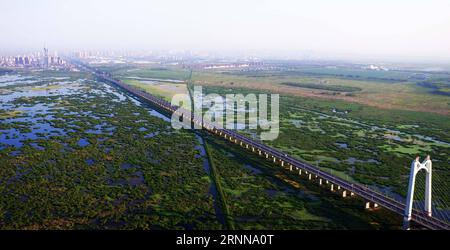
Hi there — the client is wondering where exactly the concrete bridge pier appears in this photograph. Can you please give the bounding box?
[330,184,334,192]
[403,218,411,230]
[364,202,379,209]
[298,169,302,175]
[273,156,276,163]
[319,179,322,185]
[342,190,347,198]
[289,164,292,171]
[308,174,312,180]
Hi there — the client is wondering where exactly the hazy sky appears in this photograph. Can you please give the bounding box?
[1,0,449,61]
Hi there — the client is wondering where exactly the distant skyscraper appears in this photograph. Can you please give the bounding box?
[43,47,49,68]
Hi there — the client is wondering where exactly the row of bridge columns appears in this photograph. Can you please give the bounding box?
[283,163,355,198]
[209,127,374,212]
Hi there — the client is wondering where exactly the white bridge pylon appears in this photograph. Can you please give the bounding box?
[403,155,432,230]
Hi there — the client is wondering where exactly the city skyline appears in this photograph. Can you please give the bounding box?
[1,0,450,63]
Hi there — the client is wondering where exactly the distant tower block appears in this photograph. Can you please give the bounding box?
[403,155,432,230]
[43,47,49,68]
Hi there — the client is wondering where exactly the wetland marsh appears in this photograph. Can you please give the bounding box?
[1,63,448,229]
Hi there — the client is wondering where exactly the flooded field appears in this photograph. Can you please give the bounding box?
[0,71,220,229]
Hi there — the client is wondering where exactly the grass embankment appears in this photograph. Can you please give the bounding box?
[188,70,234,229]
[203,139,235,230]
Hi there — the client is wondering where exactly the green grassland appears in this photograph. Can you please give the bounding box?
[112,65,190,81]
[190,68,450,116]
[121,78,188,101]
[95,62,450,116]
